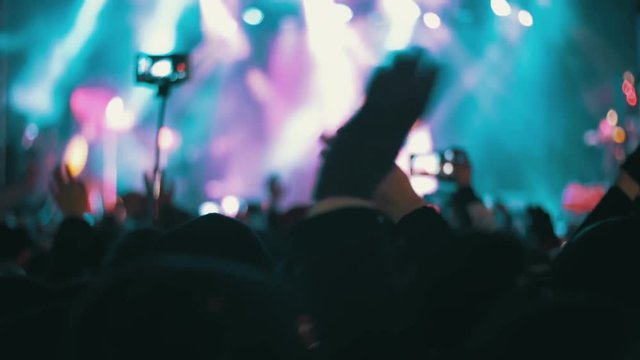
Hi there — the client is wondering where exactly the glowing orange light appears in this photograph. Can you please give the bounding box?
[612,127,626,144]
[63,135,89,177]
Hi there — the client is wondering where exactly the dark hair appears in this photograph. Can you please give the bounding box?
[155,214,273,273]
[67,256,307,360]
[0,224,33,262]
[553,216,640,306]
[102,228,161,270]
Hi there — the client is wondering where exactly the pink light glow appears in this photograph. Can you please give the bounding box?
[70,87,116,126]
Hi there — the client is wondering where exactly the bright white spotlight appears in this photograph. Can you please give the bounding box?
[200,0,240,38]
[518,10,534,27]
[381,0,421,22]
[150,59,173,78]
[199,201,221,215]
[491,0,512,17]
[381,0,421,50]
[221,195,241,217]
[422,12,442,29]
[335,3,354,24]
[242,7,264,26]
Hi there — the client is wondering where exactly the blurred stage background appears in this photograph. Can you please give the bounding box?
[0,0,638,228]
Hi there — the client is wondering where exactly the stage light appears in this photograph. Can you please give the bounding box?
[423,12,442,29]
[11,0,107,125]
[491,0,512,17]
[199,201,221,215]
[200,0,240,38]
[381,0,421,50]
[242,7,264,26]
[221,195,241,217]
[63,135,89,178]
[606,109,618,126]
[335,3,354,24]
[518,10,533,27]
[138,0,190,54]
[612,127,626,144]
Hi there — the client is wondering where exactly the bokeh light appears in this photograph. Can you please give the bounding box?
[612,127,626,144]
[242,7,265,26]
[158,126,180,151]
[518,10,534,27]
[221,195,241,217]
[491,0,512,17]
[199,201,221,215]
[423,12,442,29]
[63,135,89,178]
[606,109,618,126]
[624,71,635,85]
[105,96,136,132]
[24,123,39,142]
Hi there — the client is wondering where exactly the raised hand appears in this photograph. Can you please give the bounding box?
[50,164,90,218]
[313,47,440,202]
[363,47,439,120]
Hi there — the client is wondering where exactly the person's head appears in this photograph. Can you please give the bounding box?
[67,256,309,360]
[0,224,33,268]
[553,216,640,306]
[48,218,99,283]
[525,206,561,251]
[423,231,527,350]
[102,228,161,271]
[155,214,273,273]
[464,294,640,360]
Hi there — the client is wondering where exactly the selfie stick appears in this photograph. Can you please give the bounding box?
[150,82,170,225]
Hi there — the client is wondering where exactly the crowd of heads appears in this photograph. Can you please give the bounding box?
[1,47,639,359]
